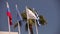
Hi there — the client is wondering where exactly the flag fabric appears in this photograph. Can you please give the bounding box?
[16,4,23,25]
[14,13,22,28]
[17,13,23,21]
[14,21,22,28]
[16,4,23,21]
[14,13,22,27]
[6,2,12,25]
[33,9,41,26]
[14,4,23,28]
[26,7,37,34]
[21,10,27,21]
[39,15,47,25]
[26,7,37,19]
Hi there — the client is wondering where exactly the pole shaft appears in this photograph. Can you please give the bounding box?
[35,20,38,34]
[8,17,10,34]
[27,20,30,34]
[18,21,21,34]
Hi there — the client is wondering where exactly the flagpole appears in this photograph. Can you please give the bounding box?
[33,8,38,34]
[35,19,38,34]
[26,6,30,34]
[17,20,21,34]
[8,17,11,34]
[27,19,30,34]
[16,4,21,34]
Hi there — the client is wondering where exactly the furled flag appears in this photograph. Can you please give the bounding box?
[6,2,12,25]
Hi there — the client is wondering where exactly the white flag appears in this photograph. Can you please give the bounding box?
[26,7,37,19]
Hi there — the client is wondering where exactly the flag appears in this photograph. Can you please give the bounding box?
[39,15,47,25]
[6,2,12,25]
[14,4,23,28]
[14,21,22,28]
[21,10,27,21]
[26,7,37,19]
[16,4,23,21]
[33,9,41,26]
[14,13,22,27]
[26,7,37,34]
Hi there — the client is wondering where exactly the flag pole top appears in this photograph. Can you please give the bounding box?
[6,2,9,8]
[16,4,18,8]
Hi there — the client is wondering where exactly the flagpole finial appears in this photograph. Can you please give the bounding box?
[16,4,18,8]
[6,2,9,8]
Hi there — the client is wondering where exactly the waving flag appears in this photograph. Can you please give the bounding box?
[16,4,23,21]
[14,4,23,28]
[33,8,41,26]
[39,15,47,25]
[6,2,12,25]
[26,7,37,34]
[15,4,23,34]
[26,7,37,19]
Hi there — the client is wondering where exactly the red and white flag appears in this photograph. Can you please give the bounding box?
[6,2,12,25]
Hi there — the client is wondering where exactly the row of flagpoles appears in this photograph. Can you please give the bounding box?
[6,1,47,34]
[6,1,39,34]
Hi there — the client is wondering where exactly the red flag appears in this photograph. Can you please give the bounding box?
[7,11,12,25]
[6,2,12,25]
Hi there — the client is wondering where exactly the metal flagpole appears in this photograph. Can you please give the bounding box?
[26,6,30,34]
[33,8,38,34]
[35,19,38,34]
[8,17,11,34]
[17,20,21,34]
[27,19,30,34]
[16,4,21,34]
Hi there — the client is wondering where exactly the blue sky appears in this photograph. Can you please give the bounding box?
[0,0,60,34]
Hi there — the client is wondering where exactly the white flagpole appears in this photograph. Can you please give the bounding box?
[16,4,21,34]
[26,6,30,34]
[27,19,30,34]
[33,8,38,34]
[8,17,11,34]
[35,20,38,34]
[17,20,21,34]
[6,2,11,34]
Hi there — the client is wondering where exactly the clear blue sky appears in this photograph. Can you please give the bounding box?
[0,0,60,34]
